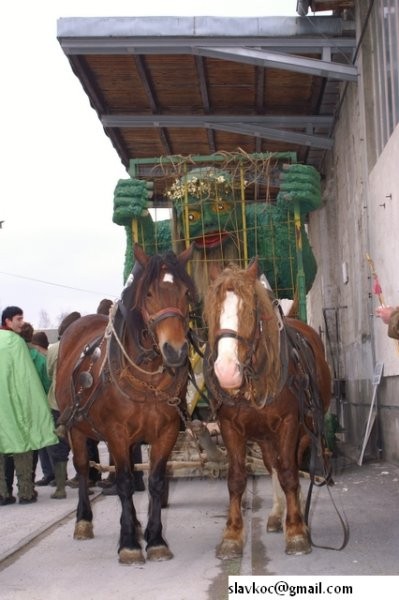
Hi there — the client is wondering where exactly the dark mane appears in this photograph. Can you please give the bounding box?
[121,250,198,331]
[135,251,197,310]
[54,243,195,564]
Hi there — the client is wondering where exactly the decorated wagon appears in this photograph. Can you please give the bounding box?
[107,149,326,480]
[57,149,335,562]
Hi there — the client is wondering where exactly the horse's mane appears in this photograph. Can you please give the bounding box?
[123,251,198,314]
[204,263,281,398]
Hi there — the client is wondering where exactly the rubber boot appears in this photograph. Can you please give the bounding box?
[14,452,35,503]
[51,461,67,499]
[0,454,16,504]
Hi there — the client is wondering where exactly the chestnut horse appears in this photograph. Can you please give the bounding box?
[55,244,197,564]
[203,260,331,558]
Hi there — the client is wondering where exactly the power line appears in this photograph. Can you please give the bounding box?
[0,270,117,296]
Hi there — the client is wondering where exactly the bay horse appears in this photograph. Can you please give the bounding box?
[203,260,331,558]
[55,243,197,564]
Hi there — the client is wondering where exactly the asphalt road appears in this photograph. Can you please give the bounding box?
[1,452,398,600]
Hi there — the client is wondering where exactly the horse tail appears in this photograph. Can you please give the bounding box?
[286,289,299,319]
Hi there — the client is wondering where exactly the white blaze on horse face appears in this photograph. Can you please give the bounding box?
[163,272,174,284]
[214,290,243,389]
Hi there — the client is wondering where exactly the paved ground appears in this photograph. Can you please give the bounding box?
[1,447,398,599]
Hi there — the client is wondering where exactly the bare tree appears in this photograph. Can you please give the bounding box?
[38,309,52,329]
[56,311,70,327]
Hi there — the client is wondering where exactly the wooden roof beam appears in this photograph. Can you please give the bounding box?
[195,56,216,154]
[135,55,171,155]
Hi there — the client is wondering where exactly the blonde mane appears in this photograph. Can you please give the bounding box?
[204,263,282,400]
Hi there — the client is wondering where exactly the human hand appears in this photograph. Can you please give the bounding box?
[375,305,395,324]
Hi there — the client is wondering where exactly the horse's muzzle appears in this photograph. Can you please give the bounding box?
[161,340,189,367]
[214,356,243,389]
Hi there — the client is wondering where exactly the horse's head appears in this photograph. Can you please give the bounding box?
[128,243,197,368]
[203,259,281,392]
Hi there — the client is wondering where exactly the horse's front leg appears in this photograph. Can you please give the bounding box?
[69,429,94,540]
[110,443,144,565]
[275,420,311,555]
[217,423,247,560]
[145,434,177,562]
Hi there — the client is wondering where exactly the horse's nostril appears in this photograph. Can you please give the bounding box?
[163,341,188,365]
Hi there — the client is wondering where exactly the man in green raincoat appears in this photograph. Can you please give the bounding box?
[0,306,58,505]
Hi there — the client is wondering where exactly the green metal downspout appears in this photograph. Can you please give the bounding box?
[294,198,307,322]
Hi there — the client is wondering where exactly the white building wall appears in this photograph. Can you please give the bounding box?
[368,125,399,375]
[308,1,399,464]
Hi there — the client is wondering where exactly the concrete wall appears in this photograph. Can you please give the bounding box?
[366,127,399,463]
[307,1,399,464]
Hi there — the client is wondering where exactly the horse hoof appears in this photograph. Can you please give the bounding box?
[267,515,283,533]
[216,539,243,560]
[285,535,312,555]
[74,520,94,540]
[119,547,145,565]
[146,545,173,561]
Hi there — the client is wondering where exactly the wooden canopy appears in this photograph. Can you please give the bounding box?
[57,12,356,203]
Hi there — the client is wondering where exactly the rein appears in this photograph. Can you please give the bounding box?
[285,326,350,551]
[205,298,289,412]
[58,285,194,433]
[105,300,190,403]
[205,283,349,552]
[213,298,261,362]
[105,306,164,377]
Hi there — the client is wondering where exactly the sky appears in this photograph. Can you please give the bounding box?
[0,0,316,329]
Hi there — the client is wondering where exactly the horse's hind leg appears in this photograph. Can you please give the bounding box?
[267,469,285,533]
[257,442,284,533]
[70,430,94,540]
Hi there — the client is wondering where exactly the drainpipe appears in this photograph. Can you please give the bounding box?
[296,0,310,16]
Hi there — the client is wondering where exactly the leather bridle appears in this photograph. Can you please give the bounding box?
[141,306,189,345]
[211,300,262,379]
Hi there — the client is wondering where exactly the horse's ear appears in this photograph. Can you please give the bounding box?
[247,257,259,280]
[208,261,223,283]
[133,243,150,267]
[178,242,194,267]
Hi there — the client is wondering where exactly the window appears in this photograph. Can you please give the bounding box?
[371,0,399,154]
